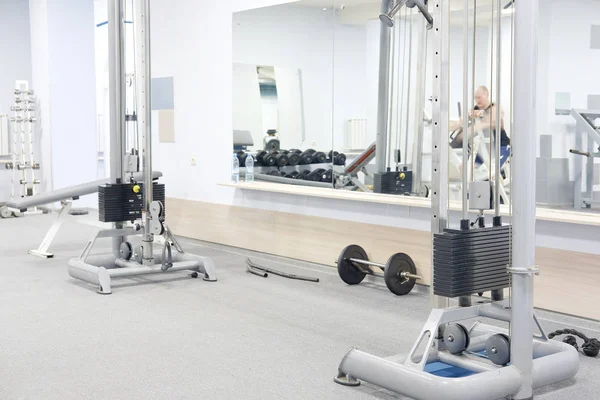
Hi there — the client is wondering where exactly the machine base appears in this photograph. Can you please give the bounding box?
[334,372,361,387]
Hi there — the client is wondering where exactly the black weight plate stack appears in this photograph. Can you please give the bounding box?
[433,225,510,298]
[99,183,165,223]
[337,245,368,285]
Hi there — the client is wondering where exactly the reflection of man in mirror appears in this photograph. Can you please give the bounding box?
[450,86,511,168]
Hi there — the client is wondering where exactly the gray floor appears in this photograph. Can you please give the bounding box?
[1,213,599,400]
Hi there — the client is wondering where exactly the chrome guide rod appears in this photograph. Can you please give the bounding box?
[461,0,469,221]
[108,0,126,256]
[495,0,502,217]
[135,0,154,266]
[511,0,539,398]
[376,0,394,173]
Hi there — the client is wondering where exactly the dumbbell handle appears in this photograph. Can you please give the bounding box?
[346,257,422,280]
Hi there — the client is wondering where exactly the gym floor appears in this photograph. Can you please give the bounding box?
[1,213,599,400]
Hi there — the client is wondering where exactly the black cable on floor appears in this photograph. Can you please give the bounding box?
[548,329,600,357]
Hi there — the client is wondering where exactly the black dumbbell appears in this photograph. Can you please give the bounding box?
[268,170,283,177]
[328,150,347,166]
[284,171,300,179]
[262,151,277,167]
[282,150,300,166]
[321,169,333,183]
[273,151,289,167]
[307,168,326,182]
[236,151,248,167]
[312,151,327,164]
[296,170,311,180]
[299,149,315,165]
[255,150,267,166]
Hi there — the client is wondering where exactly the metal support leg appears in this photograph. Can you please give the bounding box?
[574,124,583,208]
[585,133,594,204]
[29,202,73,258]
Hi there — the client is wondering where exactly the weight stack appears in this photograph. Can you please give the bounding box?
[99,183,165,223]
[433,225,510,298]
[373,171,413,195]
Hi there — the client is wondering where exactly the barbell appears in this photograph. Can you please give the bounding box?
[336,244,421,296]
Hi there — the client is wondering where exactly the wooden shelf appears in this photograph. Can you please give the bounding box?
[221,181,600,227]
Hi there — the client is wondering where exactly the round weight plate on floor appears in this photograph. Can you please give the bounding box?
[0,206,12,219]
[383,253,417,296]
[444,323,470,355]
[485,334,511,366]
[337,244,368,285]
[419,184,430,198]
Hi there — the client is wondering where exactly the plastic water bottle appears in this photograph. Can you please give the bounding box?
[245,154,254,183]
[232,153,240,183]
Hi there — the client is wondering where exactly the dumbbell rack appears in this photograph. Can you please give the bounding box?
[7,81,41,215]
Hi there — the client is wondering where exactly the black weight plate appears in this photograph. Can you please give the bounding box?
[336,153,347,165]
[337,245,368,285]
[384,253,417,296]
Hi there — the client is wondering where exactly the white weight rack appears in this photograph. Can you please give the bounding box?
[5,81,42,216]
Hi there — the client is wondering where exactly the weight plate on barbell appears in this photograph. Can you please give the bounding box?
[383,252,417,296]
[337,244,368,285]
[443,323,470,355]
[485,333,511,366]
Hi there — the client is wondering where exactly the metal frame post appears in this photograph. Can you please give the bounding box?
[412,16,428,193]
[134,0,154,266]
[430,0,449,309]
[375,0,393,174]
[510,0,539,398]
[108,0,126,256]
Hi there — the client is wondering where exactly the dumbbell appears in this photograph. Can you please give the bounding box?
[299,149,315,165]
[306,168,326,182]
[312,151,327,164]
[236,151,248,167]
[320,169,333,183]
[281,150,300,166]
[267,170,283,177]
[259,151,277,167]
[284,171,300,179]
[255,151,267,166]
[336,244,421,296]
[328,150,347,166]
[296,170,311,180]
[273,151,289,167]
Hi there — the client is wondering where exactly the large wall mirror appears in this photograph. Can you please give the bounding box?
[535,0,600,214]
[232,1,335,188]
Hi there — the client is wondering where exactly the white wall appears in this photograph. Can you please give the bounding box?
[0,0,33,200]
[28,0,98,208]
[232,4,335,151]
[537,0,600,165]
